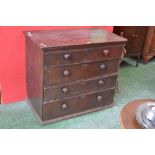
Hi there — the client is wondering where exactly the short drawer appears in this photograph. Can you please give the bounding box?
[44,59,119,86]
[44,48,87,67]
[87,46,123,61]
[44,74,117,102]
[43,88,115,121]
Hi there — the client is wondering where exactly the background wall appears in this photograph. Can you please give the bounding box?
[0,26,113,104]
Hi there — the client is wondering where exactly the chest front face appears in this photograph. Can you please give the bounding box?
[25,28,127,124]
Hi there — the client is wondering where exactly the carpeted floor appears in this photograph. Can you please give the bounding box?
[0,58,155,129]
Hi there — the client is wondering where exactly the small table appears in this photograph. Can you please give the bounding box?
[120,99,155,129]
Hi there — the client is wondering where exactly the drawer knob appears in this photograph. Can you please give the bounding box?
[120,32,124,37]
[102,49,110,56]
[64,54,71,60]
[100,64,106,70]
[132,34,136,38]
[98,80,104,85]
[97,96,103,102]
[63,70,70,76]
[62,87,68,93]
[135,34,138,37]
[61,103,68,110]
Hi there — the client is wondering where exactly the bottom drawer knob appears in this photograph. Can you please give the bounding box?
[61,104,68,110]
[97,96,103,102]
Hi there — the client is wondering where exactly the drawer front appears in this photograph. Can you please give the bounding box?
[44,59,119,86]
[87,46,123,61]
[44,48,87,67]
[44,74,117,102]
[44,46,123,67]
[43,89,115,121]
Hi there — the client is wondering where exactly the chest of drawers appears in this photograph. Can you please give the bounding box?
[25,28,127,124]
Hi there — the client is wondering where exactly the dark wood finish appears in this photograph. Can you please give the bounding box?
[44,74,117,102]
[44,48,87,67]
[25,28,127,124]
[87,46,123,62]
[25,28,127,49]
[120,99,155,129]
[44,46,123,67]
[26,38,43,118]
[43,89,115,121]
[113,26,147,66]
[143,27,155,64]
[44,59,119,86]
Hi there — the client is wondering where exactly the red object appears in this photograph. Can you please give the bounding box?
[0,26,113,104]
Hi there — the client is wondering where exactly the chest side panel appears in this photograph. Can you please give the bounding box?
[26,38,43,119]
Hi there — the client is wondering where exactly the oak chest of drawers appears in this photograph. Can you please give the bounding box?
[25,28,127,124]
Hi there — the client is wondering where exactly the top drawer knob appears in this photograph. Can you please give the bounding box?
[64,53,71,60]
[63,70,70,76]
[97,96,103,102]
[102,49,110,56]
[100,64,106,70]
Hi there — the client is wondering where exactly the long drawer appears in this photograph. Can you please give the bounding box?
[44,59,120,86]
[43,88,115,121]
[44,74,117,102]
[44,46,123,67]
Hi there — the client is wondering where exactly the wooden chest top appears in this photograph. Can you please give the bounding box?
[24,28,127,49]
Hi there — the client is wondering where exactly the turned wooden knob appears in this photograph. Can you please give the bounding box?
[62,87,68,93]
[120,32,124,37]
[63,70,70,76]
[100,64,106,70]
[61,104,68,110]
[64,53,71,60]
[97,96,103,102]
[98,80,104,85]
[132,34,136,38]
[102,49,110,56]
[135,34,138,37]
